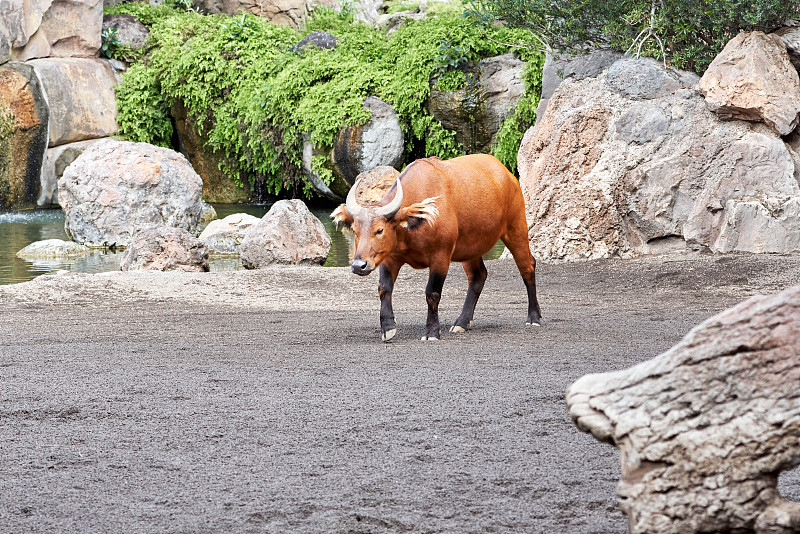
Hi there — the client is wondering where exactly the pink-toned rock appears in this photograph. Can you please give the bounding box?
[239,200,330,267]
[699,31,800,136]
[120,226,209,272]
[352,165,400,205]
[567,285,800,534]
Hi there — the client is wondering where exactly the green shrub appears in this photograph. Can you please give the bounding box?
[112,5,544,196]
[465,0,800,72]
[104,2,180,27]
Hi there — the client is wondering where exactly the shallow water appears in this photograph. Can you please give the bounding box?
[0,205,503,285]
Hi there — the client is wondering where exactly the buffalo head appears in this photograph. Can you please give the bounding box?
[331,178,438,276]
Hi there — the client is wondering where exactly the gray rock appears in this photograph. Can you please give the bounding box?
[305,96,404,201]
[16,239,91,259]
[102,14,149,49]
[58,139,205,247]
[199,213,260,255]
[536,51,623,123]
[614,102,670,144]
[567,285,800,534]
[239,200,330,267]
[518,55,800,261]
[606,57,686,100]
[38,139,99,207]
[119,226,209,272]
[292,31,338,52]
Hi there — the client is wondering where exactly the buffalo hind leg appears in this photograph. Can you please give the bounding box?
[422,268,447,340]
[450,257,487,333]
[502,226,543,326]
[379,262,401,342]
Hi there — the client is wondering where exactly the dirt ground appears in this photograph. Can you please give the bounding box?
[1,253,799,533]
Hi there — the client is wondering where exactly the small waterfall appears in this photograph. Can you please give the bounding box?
[31,65,51,207]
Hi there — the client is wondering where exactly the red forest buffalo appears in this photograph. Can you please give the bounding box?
[332,153,542,342]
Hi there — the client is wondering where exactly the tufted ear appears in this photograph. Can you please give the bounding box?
[395,196,439,229]
[331,204,353,228]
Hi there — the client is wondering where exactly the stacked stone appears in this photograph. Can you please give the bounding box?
[0,0,119,210]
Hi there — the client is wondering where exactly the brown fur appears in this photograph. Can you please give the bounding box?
[332,153,542,340]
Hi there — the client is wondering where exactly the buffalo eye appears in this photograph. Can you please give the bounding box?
[374,228,384,236]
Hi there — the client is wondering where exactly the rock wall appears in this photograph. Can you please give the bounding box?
[0,0,118,210]
[519,47,800,261]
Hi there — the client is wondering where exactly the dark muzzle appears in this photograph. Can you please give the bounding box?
[351,259,373,276]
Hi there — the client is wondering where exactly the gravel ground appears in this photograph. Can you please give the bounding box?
[1,253,799,533]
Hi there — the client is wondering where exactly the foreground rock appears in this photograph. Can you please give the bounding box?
[199,213,260,255]
[59,139,204,247]
[239,200,330,267]
[567,286,800,534]
[0,62,49,210]
[699,31,800,136]
[519,53,800,261]
[119,226,209,272]
[16,239,91,259]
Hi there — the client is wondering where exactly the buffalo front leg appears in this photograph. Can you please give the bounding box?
[422,267,447,340]
[378,263,400,342]
[450,257,487,333]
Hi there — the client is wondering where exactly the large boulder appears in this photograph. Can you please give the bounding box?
[567,285,800,534]
[518,55,800,261]
[199,213,260,255]
[119,226,210,272]
[427,53,525,154]
[304,96,403,200]
[171,99,252,203]
[239,200,330,267]
[6,0,102,61]
[58,139,205,247]
[29,58,118,147]
[0,62,49,210]
[699,31,800,136]
[38,139,99,207]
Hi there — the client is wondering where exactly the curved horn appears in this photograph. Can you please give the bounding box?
[374,178,403,219]
[345,178,365,218]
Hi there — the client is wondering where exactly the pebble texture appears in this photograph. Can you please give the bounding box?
[567,286,800,534]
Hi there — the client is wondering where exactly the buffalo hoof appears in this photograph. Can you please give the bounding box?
[449,320,472,333]
[526,320,542,326]
[382,328,397,343]
[420,336,441,341]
